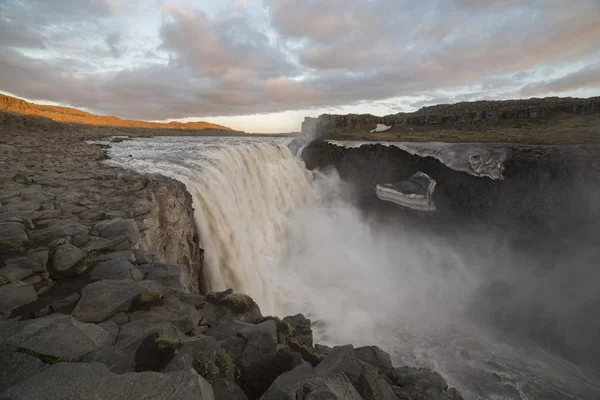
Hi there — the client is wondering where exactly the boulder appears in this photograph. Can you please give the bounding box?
[238,332,280,399]
[90,259,143,281]
[206,290,262,324]
[261,363,362,400]
[0,222,29,251]
[0,282,37,317]
[4,250,48,272]
[354,346,394,378]
[0,352,47,393]
[0,362,215,400]
[30,223,88,242]
[127,295,201,335]
[71,280,165,323]
[180,293,206,307]
[85,236,129,252]
[315,346,398,400]
[1,314,112,362]
[212,378,248,400]
[283,313,313,346]
[82,322,181,374]
[392,366,464,400]
[52,243,85,276]
[94,218,140,245]
[137,263,183,291]
[164,335,220,373]
[134,331,181,372]
[50,292,81,313]
[238,319,277,343]
[0,266,32,282]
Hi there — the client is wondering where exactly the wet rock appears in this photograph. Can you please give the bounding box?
[0,282,37,317]
[30,222,88,242]
[283,313,313,346]
[72,280,166,323]
[90,259,143,281]
[392,366,464,400]
[1,314,112,361]
[0,266,32,282]
[212,378,248,400]
[94,218,139,245]
[0,362,215,400]
[0,352,47,393]
[261,363,362,400]
[52,243,85,276]
[50,292,81,313]
[4,250,49,272]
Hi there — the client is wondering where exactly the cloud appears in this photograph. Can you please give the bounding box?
[0,0,598,125]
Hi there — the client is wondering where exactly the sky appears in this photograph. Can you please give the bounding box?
[0,0,599,133]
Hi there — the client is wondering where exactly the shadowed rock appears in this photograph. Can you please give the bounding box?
[0,352,47,393]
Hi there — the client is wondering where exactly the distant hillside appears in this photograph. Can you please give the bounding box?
[0,94,233,131]
[301,96,600,144]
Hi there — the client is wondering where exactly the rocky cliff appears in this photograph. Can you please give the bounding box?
[298,96,600,143]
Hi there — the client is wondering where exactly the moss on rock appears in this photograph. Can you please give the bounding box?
[155,334,180,350]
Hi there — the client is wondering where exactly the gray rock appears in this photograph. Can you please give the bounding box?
[164,335,220,373]
[132,248,153,264]
[20,192,48,202]
[138,263,183,291]
[0,362,215,400]
[22,274,42,285]
[0,200,39,213]
[94,218,139,245]
[283,313,313,346]
[90,259,143,281]
[30,223,88,242]
[1,314,112,361]
[99,320,119,346]
[85,236,129,252]
[0,352,47,393]
[47,237,70,249]
[128,295,201,335]
[261,363,362,400]
[0,222,28,244]
[59,202,88,213]
[50,292,81,312]
[206,291,262,324]
[83,322,181,373]
[392,366,463,400]
[0,266,32,282]
[239,319,277,343]
[107,312,129,326]
[316,346,398,400]
[72,234,90,247]
[52,243,85,276]
[79,210,106,221]
[315,344,333,355]
[4,250,49,272]
[0,282,37,317]
[72,280,166,323]
[180,293,206,307]
[354,345,394,378]
[238,332,280,399]
[213,378,248,400]
[97,250,136,263]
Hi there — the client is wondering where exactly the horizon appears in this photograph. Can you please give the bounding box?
[1,1,599,133]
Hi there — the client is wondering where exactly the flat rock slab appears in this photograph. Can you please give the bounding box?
[0,314,112,361]
[94,218,139,245]
[0,362,215,400]
[72,280,166,323]
[30,223,88,243]
[0,266,32,283]
[0,222,28,243]
[0,282,37,317]
[90,259,143,281]
[4,251,49,272]
[0,352,47,393]
[127,295,201,335]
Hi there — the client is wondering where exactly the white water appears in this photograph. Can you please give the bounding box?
[101,136,600,400]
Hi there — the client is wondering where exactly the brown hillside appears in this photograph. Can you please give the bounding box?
[0,94,233,131]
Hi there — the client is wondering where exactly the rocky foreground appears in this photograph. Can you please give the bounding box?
[0,119,463,399]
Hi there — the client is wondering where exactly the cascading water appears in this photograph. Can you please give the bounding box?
[102,136,600,400]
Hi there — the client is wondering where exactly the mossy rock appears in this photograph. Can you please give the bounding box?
[207,291,258,314]
[215,348,240,381]
[260,316,294,336]
[155,334,180,350]
[136,291,162,305]
[18,348,66,365]
[0,240,29,253]
[287,338,326,367]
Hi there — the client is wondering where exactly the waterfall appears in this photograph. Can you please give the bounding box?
[184,142,312,314]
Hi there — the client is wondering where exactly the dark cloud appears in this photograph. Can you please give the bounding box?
[0,0,598,122]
